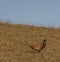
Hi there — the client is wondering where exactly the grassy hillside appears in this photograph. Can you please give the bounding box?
[0,23,60,62]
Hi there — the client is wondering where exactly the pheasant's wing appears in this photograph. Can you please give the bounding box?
[34,44,43,50]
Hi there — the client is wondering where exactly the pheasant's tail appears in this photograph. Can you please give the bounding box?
[29,45,35,49]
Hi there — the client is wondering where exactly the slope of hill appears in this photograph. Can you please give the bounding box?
[0,23,60,62]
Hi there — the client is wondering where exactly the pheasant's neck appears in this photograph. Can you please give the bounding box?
[43,41,46,46]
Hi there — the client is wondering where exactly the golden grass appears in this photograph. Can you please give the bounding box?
[0,23,60,62]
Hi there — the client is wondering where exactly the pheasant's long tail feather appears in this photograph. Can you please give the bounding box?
[29,45,35,49]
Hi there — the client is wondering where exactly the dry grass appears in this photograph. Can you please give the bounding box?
[0,23,60,62]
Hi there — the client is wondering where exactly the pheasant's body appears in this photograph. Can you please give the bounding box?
[29,39,47,52]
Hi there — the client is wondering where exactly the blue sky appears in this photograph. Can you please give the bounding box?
[0,0,60,27]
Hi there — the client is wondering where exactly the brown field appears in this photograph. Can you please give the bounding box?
[0,23,60,62]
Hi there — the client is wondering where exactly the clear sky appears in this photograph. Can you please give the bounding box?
[0,0,60,27]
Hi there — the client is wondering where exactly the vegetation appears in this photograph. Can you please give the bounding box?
[0,23,60,62]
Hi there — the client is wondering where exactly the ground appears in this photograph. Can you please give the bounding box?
[0,23,60,62]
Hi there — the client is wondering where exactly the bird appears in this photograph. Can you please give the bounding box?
[29,39,47,53]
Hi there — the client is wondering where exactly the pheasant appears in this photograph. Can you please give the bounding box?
[29,39,47,52]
